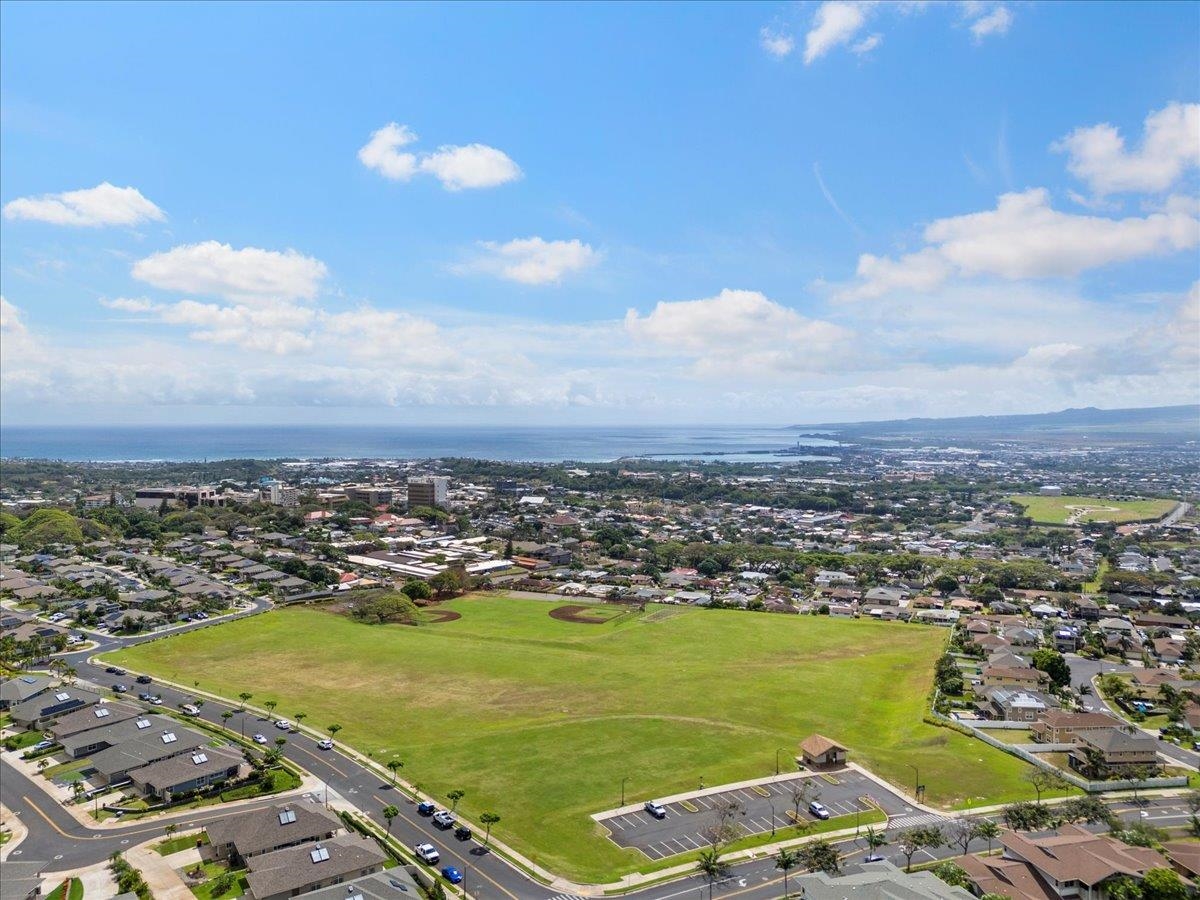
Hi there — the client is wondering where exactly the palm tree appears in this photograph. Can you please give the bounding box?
[975,820,1000,855]
[382,804,399,838]
[387,758,403,786]
[479,811,500,848]
[696,847,727,900]
[775,847,799,899]
[864,826,888,857]
[446,789,465,812]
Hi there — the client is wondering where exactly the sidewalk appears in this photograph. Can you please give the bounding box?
[1,802,28,861]
[126,839,197,900]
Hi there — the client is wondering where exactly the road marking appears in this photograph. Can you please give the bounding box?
[21,796,79,839]
[291,743,350,778]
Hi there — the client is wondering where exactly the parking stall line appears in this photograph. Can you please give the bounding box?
[608,817,626,831]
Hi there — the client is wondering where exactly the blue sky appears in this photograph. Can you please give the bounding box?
[2,0,1197,425]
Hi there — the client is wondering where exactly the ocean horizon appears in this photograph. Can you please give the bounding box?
[0,424,841,464]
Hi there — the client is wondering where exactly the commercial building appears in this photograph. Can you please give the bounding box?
[133,486,221,509]
[407,476,449,509]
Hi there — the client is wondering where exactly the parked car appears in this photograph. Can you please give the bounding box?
[441,867,463,885]
[414,843,440,865]
[148,695,163,705]
[317,738,334,750]
[808,801,831,820]
[137,692,154,701]
[252,733,267,744]
[181,704,200,715]
[112,683,128,693]
[275,719,291,730]
[432,810,455,829]
[644,800,667,819]
[104,666,123,674]
[31,740,54,752]
[454,825,472,841]
[417,801,436,816]
[135,675,152,684]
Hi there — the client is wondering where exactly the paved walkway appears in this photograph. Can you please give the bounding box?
[1,801,29,861]
[127,840,197,900]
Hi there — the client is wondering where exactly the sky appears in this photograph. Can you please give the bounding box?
[1,0,1198,426]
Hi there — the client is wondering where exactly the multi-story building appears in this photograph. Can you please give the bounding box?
[407,476,449,509]
[345,485,394,506]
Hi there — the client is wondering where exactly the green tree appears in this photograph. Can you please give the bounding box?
[798,839,840,875]
[327,724,342,739]
[931,574,959,595]
[931,861,971,888]
[479,811,501,847]
[1003,800,1053,831]
[446,789,465,812]
[897,825,943,872]
[238,691,252,709]
[1142,867,1188,900]
[696,846,728,900]
[264,699,277,719]
[774,847,799,899]
[1025,768,1069,804]
[1031,648,1072,688]
[382,804,400,838]
[387,758,404,786]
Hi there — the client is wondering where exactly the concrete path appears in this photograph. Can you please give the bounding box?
[1,801,29,861]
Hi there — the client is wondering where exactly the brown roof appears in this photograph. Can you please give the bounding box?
[957,852,1059,900]
[1164,841,1200,877]
[1001,825,1169,887]
[1035,710,1123,729]
[799,734,845,756]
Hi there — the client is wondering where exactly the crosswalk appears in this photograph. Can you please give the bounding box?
[546,895,589,900]
[887,812,946,830]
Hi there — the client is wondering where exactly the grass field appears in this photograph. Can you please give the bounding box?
[1008,494,1176,526]
[107,595,1035,882]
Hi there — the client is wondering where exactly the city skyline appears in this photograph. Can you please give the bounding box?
[2,1,1198,426]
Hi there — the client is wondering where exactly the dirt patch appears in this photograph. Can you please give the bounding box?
[423,609,462,624]
[550,605,618,625]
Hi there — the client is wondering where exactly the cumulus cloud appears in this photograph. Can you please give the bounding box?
[968,5,1012,40]
[760,27,796,58]
[804,1,870,64]
[131,241,328,303]
[851,33,883,55]
[418,144,522,191]
[461,237,601,285]
[356,123,419,180]
[358,123,521,190]
[1053,101,1200,196]
[3,182,164,227]
[844,188,1199,298]
[0,295,27,335]
[624,289,853,375]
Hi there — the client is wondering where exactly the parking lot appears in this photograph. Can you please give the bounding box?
[598,770,910,861]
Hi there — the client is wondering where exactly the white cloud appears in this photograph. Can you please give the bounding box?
[969,5,1012,40]
[358,123,521,190]
[356,123,419,180]
[2,182,164,227]
[0,295,27,335]
[851,33,883,55]
[418,144,522,191]
[131,241,328,303]
[624,289,853,375]
[805,1,869,64]
[1053,101,1200,196]
[760,27,796,58]
[462,237,601,285]
[843,188,1199,298]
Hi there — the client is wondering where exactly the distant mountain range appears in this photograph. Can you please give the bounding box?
[789,404,1200,444]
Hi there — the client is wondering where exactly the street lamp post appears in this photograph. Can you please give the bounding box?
[621,776,629,807]
[907,763,920,801]
[768,799,776,837]
[776,747,782,776]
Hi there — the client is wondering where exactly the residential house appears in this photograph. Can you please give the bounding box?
[9,686,103,728]
[0,674,52,711]
[208,800,342,866]
[129,745,245,800]
[1068,728,1160,777]
[243,834,388,900]
[1030,711,1126,745]
[958,825,1174,900]
[982,666,1049,689]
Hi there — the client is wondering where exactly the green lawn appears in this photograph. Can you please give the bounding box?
[1008,494,1176,526]
[45,879,83,900]
[107,595,1035,882]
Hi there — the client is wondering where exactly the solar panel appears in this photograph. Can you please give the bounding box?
[95,707,111,718]
[192,753,208,764]
[309,845,330,863]
[55,692,71,701]
[20,676,37,684]
[136,718,151,729]
[278,808,296,825]
[161,732,177,743]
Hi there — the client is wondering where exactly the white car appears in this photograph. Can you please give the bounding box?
[414,843,440,865]
[317,738,334,750]
[181,704,200,715]
[808,801,831,820]
[275,719,291,730]
[252,733,267,744]
[644,800,667,819]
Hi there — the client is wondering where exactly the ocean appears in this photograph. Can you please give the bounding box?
[0,425,841,464]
